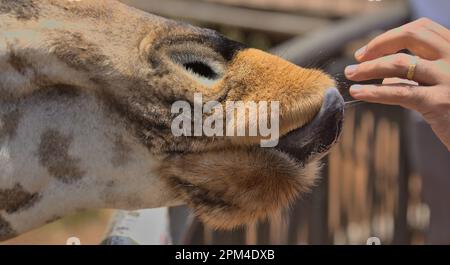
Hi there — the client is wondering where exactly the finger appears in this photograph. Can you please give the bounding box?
[434,59,450,81]
[349,84,428,112]
[355,18,450,62]
[345,53,440,86]
[422,18,450,42]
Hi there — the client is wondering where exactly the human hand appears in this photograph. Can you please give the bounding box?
[345,18,450,151]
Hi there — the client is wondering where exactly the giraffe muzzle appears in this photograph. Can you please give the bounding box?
[276,88,344,163]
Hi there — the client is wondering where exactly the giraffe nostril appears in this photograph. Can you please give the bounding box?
[276,88,344,163]
[182,61,218,80]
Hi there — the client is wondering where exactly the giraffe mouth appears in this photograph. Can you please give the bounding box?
[159,88,344,229]
[275,88,344,163]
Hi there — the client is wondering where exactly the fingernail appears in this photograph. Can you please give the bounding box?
[350,85,363,91]
[345,64,358,76]
[355,46,367,58]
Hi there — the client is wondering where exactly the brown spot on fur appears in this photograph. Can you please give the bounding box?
[0,184,41,214]
[8,51,33,76]
[0,215,16,241]
[0,0,40,20]
[49,31,109,72]
[49,0,113,20]
[96,89,175,154]
[41,84,81,99]
[0,109,22,140]
[38,129,85,184]
[111,135,132,167]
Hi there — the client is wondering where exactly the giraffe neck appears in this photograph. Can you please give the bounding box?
[0,87,180,240]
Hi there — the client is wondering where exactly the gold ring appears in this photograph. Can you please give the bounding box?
[406,56,418,80]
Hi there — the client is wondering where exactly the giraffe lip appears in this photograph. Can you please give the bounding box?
[276,88,344,162]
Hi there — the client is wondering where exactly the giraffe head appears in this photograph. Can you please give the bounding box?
[0,0,343,232]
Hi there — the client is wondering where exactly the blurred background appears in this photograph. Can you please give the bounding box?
[4,0,449,245]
